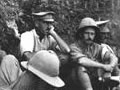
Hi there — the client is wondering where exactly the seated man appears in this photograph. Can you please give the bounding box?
[0,50,65,90]
[20,8,70,61]
[0,17,22,87]
[68,17,118,90]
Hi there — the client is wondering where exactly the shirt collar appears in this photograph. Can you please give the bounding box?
[32,29,39,38]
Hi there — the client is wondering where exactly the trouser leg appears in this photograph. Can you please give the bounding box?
[1,55,22,84]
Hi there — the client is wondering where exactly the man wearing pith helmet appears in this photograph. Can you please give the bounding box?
[96,21,120,89]
[96,20,115,55]
[0,50,65,90]
[20,7,70,61]
[97,20,120,64]
[99,26,120,76]
[68,17,118,90]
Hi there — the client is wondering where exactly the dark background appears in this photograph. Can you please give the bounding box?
[0,0,120,45]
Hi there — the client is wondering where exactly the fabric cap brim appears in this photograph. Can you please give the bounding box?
[43,19,54,22]
[32,11,55,16]
[21,61,65,87]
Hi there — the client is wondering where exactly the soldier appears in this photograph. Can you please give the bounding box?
[99,26,120,90]
[67,17,118,90]
[0,50,65,90]
[20,9,70,61]
[99,26,120,63]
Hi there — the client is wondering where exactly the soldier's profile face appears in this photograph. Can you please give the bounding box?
[83,27,96,45]
[35,19,53,35]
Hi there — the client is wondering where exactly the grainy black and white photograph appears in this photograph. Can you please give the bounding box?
[0,0,120,90]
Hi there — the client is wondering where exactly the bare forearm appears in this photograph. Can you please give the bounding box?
[50,31,70,53]
[78,57,105,69]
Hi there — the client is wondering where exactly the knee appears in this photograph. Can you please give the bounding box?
[78,66,87,72]
[3,54,17,61]
[85,88,93,90]
[1,54,19,66]
[71,66,93,89]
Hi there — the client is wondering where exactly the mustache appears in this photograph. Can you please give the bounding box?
[103,37,109,39]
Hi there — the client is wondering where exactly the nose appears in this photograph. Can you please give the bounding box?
[88,33,93,39]
[47,23,51,29]
[105,33,109,37]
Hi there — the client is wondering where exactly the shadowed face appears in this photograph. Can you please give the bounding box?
[34,14,54,35]
[36,20,53,35]
[83,27,96,45]
[100,32,110,43]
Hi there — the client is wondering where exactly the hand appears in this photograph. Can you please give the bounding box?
[103,64,113,72]
[47,25,55,34]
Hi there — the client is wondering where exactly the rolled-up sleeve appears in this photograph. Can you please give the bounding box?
[20,32,34,55]
[70,44,85,61]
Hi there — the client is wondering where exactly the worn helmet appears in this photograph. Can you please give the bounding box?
[76,17,100,41]
[100,26,110,33]
[78,17,99,32]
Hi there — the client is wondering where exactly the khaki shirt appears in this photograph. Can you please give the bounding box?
[70,41,110,76]
[20,29,57,55]
[70,41,103,62]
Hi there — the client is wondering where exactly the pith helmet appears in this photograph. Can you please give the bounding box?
[78,17,99,33]
[100,26,110,33]
[76,17,100,40]
[21,50,65,87]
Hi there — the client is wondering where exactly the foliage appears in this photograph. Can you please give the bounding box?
[0,0,120,45]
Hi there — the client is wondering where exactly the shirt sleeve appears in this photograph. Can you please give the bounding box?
[70,44,85,61]
[101,44,114,60]
[20,32,34,55]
